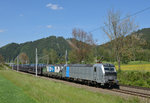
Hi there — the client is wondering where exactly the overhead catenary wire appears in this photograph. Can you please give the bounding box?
[89,6,150,33]
[120,6,150,21]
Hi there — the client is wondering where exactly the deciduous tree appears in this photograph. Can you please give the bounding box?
[103,9,138,70]
[69,28,95,63]
[19,53,29,64]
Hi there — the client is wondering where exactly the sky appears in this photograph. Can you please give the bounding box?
[0,0,150,47]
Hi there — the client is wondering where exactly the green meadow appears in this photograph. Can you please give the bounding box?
[0,66,140,103]
[0,74,37,103]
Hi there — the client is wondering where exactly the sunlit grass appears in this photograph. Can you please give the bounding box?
[116,64,150,71]
[0,69,140,103]
[103,61,150,71]
[0,74,37,103]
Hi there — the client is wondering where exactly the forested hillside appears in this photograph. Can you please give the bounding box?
[137,28,150,41]
[137,28,150,49]
[0,28,150,64]
[0,36,71,63]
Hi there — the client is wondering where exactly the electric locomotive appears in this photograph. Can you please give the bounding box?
[12,63,119,88]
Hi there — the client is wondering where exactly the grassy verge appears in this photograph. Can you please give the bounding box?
[0,65,4,70]
[0,75,37,103]
[0,69,140,103]
[118,71,150,88]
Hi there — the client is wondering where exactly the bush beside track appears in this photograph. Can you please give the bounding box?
[118,71,150,88]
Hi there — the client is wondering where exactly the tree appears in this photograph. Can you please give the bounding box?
[0,54,4,64]
[42,49,49,64]
[124,33,146,62]
[69,28,95,63]
[96,46,115,62]
[19,53,29,64]
[68,50,79,63]
[103,9,138,71]
[49,49,58,64]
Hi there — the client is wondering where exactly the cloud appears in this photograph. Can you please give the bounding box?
[46,25,52,28]
[46,3,63,10]
[0,29,4,33]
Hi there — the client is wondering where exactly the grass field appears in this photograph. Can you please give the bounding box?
[0,68,140,103]
[116,64,150,71]
[103,61,150,71]
[114,61,150,71]
[0,74,37,103]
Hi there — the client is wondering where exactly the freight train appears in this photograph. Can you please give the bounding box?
[12,63,119,88]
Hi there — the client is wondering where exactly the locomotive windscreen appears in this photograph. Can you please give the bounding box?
[103,63,115,67]
[104,67,115,72]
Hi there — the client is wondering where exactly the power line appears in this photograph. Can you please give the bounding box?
[89,27,102,33]
[121,6,150,21]
[89,6,150,33]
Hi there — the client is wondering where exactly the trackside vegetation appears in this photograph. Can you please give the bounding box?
[114,61,150,88]
[118,71,150,88]
[0,68,140,103]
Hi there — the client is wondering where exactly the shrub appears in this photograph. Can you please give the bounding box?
[117,71,150,88]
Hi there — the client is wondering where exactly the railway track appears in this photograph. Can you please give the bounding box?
[120,84,150,91]
[11,69,150,99]
[112,88,150,98]
[39,74,150,99]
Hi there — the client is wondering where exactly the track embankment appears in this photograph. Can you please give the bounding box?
[10,69,150,102]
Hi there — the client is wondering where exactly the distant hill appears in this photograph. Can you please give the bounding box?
[0,43,20,62]
[100,28,150,48]
[137,28,150,41]
[0,28,150,63]
[136,28,150,49]
[0,36,71,63]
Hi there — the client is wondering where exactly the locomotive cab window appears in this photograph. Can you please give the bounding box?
[110,68,114,71]
[94,67,97,72]
[104,67,115,72]
[104,68,109,71]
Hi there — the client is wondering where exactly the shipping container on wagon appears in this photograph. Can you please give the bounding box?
[47,65,55,72]
[46,64,64,73]
[44,64,64,77]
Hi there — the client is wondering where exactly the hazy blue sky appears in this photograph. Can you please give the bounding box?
[0,0,150,47]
